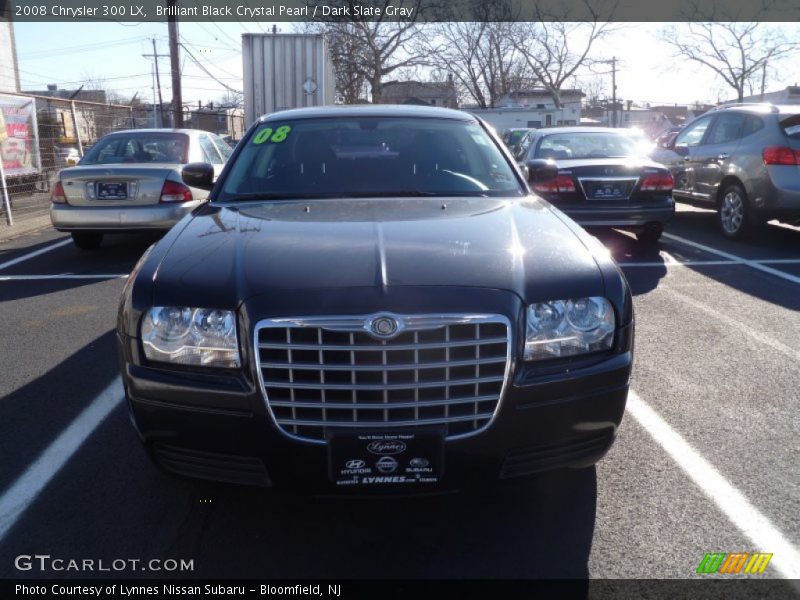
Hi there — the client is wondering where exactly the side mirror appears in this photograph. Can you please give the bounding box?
[182,162,215,190]
[526,159,558,185]
[673,144,689,157]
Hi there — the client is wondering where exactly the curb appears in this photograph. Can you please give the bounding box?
[0,215,55,244]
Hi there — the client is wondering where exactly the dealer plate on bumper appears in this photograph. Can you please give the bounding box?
[327,429,444,487]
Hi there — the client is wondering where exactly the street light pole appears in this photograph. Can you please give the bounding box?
[611,56,617,128]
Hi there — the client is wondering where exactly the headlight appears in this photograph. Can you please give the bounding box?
[141,307,241,368]
[524,297,615,361]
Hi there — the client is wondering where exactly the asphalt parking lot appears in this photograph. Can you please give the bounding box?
[0,204,798,585]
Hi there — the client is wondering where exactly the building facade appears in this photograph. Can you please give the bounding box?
[380,80,459,108]
[0,19,20,93]
[466,88,584,131]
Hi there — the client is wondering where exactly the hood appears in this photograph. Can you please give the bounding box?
[151,197,606,308]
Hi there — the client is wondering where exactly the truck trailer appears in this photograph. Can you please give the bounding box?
[242,33,336,126]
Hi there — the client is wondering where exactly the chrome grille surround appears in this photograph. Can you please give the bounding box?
[254,313,513,444]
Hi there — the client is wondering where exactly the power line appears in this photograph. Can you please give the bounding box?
[179,42,243,94]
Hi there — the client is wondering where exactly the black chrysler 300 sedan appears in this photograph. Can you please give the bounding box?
[117,106,633,491]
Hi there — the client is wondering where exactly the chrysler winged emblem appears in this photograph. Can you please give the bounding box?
[369,316,399,338]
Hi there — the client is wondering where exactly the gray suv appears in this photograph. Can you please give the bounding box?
[656,104,800,239]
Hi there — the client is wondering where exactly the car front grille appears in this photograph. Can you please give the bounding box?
[255,314,512,443]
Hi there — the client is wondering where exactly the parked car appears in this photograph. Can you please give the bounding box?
[50,128,233,249]
[513,127,675,243]
[501,127,534,154]
[658,103,800,239]
[117,105,633,491]
[54,144,81,167]
[655,126,683,150]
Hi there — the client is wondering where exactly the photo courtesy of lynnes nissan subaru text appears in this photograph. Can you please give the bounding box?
[117,105,633,492]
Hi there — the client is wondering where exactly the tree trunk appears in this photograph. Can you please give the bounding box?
[370,77,383,104]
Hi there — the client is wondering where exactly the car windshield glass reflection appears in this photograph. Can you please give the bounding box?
[219,117,523,200]
[536,132,640,160]
[80,133,189,165]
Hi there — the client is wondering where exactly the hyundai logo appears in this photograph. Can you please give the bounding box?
[369,316,398,338]
[367,440,407,455]
[345,459,365,469]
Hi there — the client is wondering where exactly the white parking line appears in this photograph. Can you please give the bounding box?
[0,238,71,272]
[618,260,736,267]
[663,287,800,364]
[664,233,800,285]
[0,274,128,281]
[627,390,800,580]
[0,377,123,543]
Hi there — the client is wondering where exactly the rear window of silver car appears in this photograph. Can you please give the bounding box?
[219,117,523,199]
[80,133,189,165]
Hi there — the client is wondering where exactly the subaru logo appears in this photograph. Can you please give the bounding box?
[409,457,429,468]
[376,456,399,473]
[345,459,365,469]
[367,440,407,455]
[369,316,398,338]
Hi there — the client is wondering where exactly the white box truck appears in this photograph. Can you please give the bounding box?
[242,33,336,126]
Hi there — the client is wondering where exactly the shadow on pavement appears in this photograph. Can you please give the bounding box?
[162,467,598,579]
[0,330,120,489]
[668,211,800,311]
[588,228,667,297]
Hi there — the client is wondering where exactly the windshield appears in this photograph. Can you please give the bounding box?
[219,117,523,200]
[80,133,189,165]
[535,132,640,160]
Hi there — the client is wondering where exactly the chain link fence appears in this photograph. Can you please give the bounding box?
[0,93,246,229]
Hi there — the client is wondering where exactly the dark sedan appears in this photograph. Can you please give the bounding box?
[514,127,675,243]
[117,106,633,492]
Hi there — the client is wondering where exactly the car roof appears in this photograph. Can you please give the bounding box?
[259,104,477,123]
[712,103,800,116]
[102,128,206,136]
[534,127,631,135]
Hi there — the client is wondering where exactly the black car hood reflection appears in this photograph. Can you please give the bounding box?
[151,196,606,308]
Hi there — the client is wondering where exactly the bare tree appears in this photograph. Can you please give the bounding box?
[511,0,617,108]
[308,0,432,103]
[661,7,798,103]
[428,21,528,108]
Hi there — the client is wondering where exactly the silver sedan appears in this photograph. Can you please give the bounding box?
[50,128,231,249]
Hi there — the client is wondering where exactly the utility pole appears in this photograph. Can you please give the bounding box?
[611,56,617,128]
[142,38,166,127]
[167,0,183,127]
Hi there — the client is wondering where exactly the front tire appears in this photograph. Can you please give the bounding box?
[635,222,663,244]
[71,232,103,250]
[718,184,756,240]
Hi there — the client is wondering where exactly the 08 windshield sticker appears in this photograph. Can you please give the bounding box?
[252,125,292,145]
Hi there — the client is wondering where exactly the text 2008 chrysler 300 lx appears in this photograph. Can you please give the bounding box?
[117,106,633,491]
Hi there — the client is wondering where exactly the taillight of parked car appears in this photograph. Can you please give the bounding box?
[50,181,68,204]
[533,175,576,194]
[762,146,800,166]
[160,180,193,203]
[640,172,674,192]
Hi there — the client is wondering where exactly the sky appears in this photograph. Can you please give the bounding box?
[9,21,800,108]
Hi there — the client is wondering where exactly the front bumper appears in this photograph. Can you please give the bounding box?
[50,201,199,232]
[118,329,633,491]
